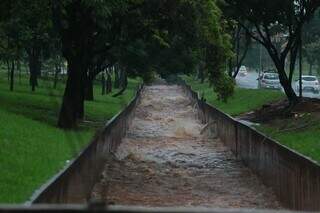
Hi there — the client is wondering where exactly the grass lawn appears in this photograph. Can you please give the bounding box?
[183,75,284,116]
[256,115,320,163]
[183,75,320,164]
[0,69,140,203]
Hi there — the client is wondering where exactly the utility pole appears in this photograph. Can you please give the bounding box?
[236,25,240,74]
[259,43,262,74]
[257,43,262,89]
[299,34,303,98]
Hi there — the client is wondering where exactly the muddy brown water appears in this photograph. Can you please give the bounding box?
[91,85,281,209]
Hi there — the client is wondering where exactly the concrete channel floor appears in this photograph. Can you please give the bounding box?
[91,85,282,209]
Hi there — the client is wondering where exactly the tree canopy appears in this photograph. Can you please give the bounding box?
[0,0,233,128]
[225,0,320,104]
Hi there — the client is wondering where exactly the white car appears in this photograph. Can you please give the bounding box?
[259,73,281,89]
[238,65,247,77]
[296,75,320,94]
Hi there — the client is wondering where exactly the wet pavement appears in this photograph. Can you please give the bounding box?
[91,85,281,209]
[236,71,320,99]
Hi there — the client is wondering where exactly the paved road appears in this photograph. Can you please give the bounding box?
[236,72,320,99]
[235,72,259,89]
[91,85,281,209]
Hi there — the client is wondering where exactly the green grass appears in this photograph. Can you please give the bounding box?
[257,115,320,163]
[0,69,140,203]
[0,109,92,203]
[183,75,284,116]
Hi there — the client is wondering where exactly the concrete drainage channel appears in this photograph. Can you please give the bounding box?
[27,84,144,204]
[181,82,320,211]
[1,83,319,212]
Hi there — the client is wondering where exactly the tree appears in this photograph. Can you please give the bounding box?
[0,0,24,91]
[16,0,53,91]
[0,0,59,92]
[106,69,112,94]
[225,0,320,104]
[196,0,234,101]
[50,0,234,129]
[52,0,121,128]
[229,24,252,78]
[129,0,234,101]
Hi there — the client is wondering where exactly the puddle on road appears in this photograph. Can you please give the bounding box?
[91,85,281,209]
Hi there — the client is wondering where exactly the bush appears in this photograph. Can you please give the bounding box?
[212,73,235,102]
[142,69,156,84]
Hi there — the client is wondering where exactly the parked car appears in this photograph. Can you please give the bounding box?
[295,75,320,94]
[258,72,281,89]
[238,65,247,77]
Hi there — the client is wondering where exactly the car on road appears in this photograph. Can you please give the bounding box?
[238,65,247,77]
[295,75,320,94]
[258,72,281,89]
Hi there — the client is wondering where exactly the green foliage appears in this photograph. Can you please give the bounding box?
[211,73,235,102]
[304,39,320,68]
[224,0,320,102]
[141,68,156,84]
[108,0,233,100]
[196,0,234,101]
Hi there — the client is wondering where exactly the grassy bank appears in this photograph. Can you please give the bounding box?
[183,75,320,164]
[0,70,140,203]
[183,75,284,116]
[257,117,320,163]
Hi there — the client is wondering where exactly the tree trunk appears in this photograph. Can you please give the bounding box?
[101,73,106,95]
[289,43,299,83]
[10,60,14,91]
[78,86,85,120]
[37,60,42,77]
[6,60,10,82]
[58,59,85,129]
[114,66,120,89]
[53,64,60,89]
[121,69,128,89]
[299,39,303,98]
[113,70,127,97]
[309,63,313,75]
[17,60,21,84]
[276,62,299,105]
[85,77,94,101]
[234,25,240,77]
[233,46,249,78]
[106,72,112,94]
[28,48,40,92]
[263,41,299,105]
[233,26,251,78]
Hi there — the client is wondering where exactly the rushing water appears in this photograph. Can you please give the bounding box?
[91,85,281,209]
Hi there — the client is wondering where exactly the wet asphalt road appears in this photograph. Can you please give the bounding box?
[236,72,320,99]
[235,72,259,89]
